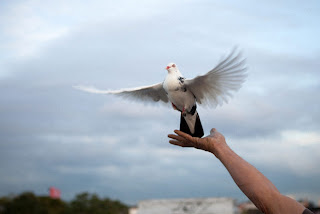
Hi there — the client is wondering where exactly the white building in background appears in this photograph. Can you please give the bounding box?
[129,197,238,214]
[129,206,138,214]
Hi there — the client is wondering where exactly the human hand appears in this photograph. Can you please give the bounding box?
[168,128,228,156]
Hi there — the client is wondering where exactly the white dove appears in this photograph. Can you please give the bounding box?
[74,49,247,137]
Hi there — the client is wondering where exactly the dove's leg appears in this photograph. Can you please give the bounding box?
[181,107,187,117]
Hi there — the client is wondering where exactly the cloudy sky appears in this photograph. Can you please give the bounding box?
[0,0,319,205]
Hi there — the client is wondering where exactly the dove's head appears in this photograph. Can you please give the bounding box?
[166,63,178,73]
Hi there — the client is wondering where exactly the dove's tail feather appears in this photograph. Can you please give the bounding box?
[180,110,204,138]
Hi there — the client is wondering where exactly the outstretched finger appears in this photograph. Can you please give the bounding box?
[169,140,192,147]
[173,130,195,142]
[168,134,187,142]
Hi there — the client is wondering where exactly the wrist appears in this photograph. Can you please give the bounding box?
[210,142,230,159]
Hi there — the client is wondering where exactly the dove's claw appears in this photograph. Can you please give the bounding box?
[181,107,187,117]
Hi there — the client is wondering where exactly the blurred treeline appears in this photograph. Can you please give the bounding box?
[0,192,128,214]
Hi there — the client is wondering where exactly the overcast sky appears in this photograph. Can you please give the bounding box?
[0,0,319,205]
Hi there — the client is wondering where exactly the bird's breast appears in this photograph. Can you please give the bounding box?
[167,90,195,112]
[163,74,195,111]
[163,75,183,92]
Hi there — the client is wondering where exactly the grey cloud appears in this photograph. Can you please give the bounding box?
[0,0,319,205]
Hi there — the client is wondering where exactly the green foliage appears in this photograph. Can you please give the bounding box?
[0,192,128,214]
[0,192,67,214]
[68,193,128,214]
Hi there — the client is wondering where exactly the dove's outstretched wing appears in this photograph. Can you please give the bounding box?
[73,83,169,103]
[185,49,247,107]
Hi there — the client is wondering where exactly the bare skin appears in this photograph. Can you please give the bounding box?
[168,128,306,214]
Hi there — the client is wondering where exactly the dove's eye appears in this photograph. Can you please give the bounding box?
[172,64,176,67]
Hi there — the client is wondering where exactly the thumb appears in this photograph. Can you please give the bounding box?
[210,128,217,135]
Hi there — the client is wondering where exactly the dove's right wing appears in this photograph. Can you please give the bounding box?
[73,83,169,103]
[185,49,247,107]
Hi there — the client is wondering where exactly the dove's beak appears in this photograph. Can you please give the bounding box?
[166,66,170,70]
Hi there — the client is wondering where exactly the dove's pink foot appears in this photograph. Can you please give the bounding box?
[181,107,187,117]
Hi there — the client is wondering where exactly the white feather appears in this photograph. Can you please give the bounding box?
[73,85,112,94]
[73,83,169,103]
[185,48,247,107]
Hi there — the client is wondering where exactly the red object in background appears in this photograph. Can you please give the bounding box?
[49,187,61,199]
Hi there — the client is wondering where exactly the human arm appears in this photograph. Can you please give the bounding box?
[168,129,306,214]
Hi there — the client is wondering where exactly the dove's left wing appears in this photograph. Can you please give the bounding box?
[73,83,169,103]
[185,49,247,107]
